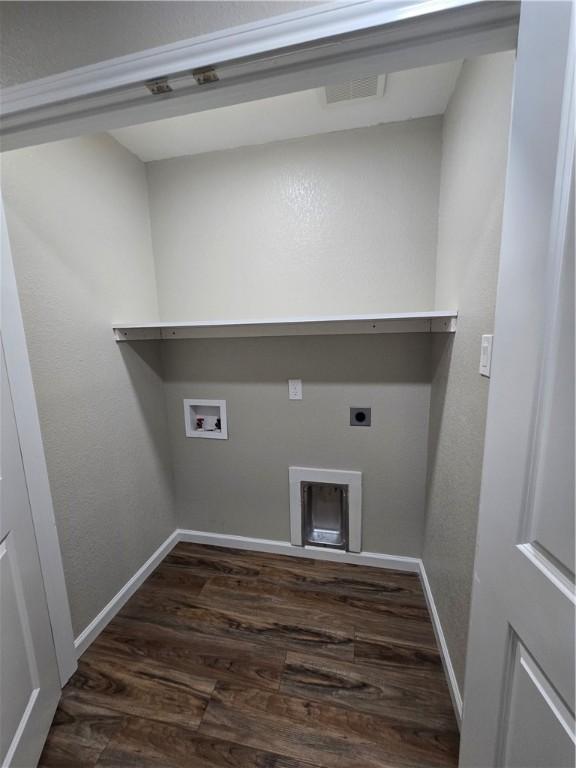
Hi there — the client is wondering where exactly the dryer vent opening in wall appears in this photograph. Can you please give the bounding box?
[302,482,349,549]
[289,467,362,553]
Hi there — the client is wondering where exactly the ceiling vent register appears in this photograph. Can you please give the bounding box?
[322,74,386,106]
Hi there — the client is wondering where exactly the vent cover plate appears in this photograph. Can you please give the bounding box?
[321,74,386,106]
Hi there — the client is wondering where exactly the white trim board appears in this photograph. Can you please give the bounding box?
[1,198,77,686]
[0,1,519,151]
[419,560,463,725]
[177,529,419,572]
[74,530,179,656]
[72,526,463,728]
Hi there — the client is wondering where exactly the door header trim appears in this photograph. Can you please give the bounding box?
[0,0,519,151]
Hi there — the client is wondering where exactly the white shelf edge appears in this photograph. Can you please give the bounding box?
[113,311,458,341]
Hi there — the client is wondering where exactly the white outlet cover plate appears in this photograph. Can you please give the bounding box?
[288,379,303,400]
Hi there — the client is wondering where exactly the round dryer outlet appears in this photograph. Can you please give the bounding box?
[350,407,371,427]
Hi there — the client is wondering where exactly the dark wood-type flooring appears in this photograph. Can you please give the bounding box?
[40,543,459,767]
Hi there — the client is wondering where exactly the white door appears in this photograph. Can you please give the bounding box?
[0,290,62,762]
[460,2,575,766]
[1,342,61,767]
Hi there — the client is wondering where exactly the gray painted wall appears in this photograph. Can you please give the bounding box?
[0,1,316,87]
[147,118,442,320]
[3,135,176,636]
[3,114,442,639]
[162,335,432,556]
[423,51,515,691]
[151,118,443,559]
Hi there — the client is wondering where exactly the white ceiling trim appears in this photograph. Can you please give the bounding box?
[0,0,518,152]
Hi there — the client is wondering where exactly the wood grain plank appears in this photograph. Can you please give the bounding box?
[170,542,317,570]
[97,716,319,768]
[120,586,355,660]
[64,647,214,728]
[170,544,425,602]
[38,697,125,768]
[199,682,459,768]
[355,630,443,672]
[163,544,263,578]
[281,652,457,732]
[139,563,207,596]
[41,543,459,766]
[201,574,432,635]
[91,615,285,691]
[196,577,360,634]
[201,578,437,653]
[260,562,428,603]
[312,557,422,586]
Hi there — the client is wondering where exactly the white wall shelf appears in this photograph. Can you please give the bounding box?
[113,311,457,341]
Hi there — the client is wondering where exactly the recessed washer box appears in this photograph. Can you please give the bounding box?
[184,399,228,439]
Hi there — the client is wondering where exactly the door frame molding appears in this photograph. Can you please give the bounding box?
[0,0,519,151]
[1,199,76,686]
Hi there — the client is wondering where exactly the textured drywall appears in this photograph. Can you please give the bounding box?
[0,1,317,87]
[162,334,432,556]
[2,135,176,636]
[423,51,515,691]
[147,118,442,320]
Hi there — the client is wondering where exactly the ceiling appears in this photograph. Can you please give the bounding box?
[110,60,462,163]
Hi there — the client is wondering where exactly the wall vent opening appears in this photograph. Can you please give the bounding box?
[302,482,349,550]
[289,467,362,553]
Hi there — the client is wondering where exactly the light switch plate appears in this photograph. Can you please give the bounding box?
[479,334,493,377]
[288,379,303,400]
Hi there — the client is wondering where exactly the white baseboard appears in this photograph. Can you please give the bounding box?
[74,530,179,656]
[176,529,420,572]
[418,561,463,726]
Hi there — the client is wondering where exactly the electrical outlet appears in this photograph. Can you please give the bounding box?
[350,407,371,427]
[288,379,303,400]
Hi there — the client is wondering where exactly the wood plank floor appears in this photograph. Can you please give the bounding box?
[40,543,460,768]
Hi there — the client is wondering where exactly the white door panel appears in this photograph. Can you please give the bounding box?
[503,640,575,768]
[460,2,575,766]
[1,346,60,765]
[0,538,38,760]
[527,199,575,577]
